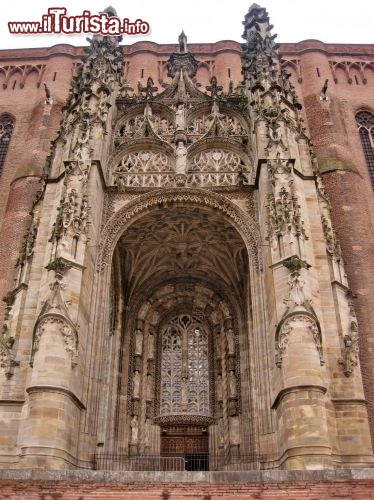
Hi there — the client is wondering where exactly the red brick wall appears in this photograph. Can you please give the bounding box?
[1,478,374,499]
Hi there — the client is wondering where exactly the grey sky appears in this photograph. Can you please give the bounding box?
[1,0,373,50]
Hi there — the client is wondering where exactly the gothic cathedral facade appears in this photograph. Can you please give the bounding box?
[0,5,374,471]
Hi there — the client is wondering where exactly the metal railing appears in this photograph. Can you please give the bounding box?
[94,452,262,471]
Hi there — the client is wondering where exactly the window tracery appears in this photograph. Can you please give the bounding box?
[0,114,14,175]
[356,110,374,188]
[160,314,209,416]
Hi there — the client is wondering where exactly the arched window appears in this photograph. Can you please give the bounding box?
[0,114,14,176]
[160,314,209,416]
[356,111,374,188]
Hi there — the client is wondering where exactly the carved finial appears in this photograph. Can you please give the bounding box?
[206,76,223,98]
[320,79,329,101]
[101,6,118,17]
[178,31,188,53]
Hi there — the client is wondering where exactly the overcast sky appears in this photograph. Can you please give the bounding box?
[1,0,373,50]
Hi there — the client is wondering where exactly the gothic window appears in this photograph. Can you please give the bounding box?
[0,114,14,176]
[356,111,374,188]
[160,314,209,417]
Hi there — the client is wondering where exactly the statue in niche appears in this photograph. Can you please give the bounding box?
[226,327,235,355]
[175,141,187,175]
[286,271,307,306]
[229,370,236,397]
[144,418,151,447]
[147,332,154,359]
[146,373,153,401]
[130,415,139,443]
[218,417,224,445]
[175,103,186,131]
[144,102,153,120]
[133,370,140,398]
[135,329,143,355]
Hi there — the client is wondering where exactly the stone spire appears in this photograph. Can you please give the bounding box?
[178,30,188,53]
[241,4,306,159]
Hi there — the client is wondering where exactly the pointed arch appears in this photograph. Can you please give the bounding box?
[356,110,374,188]
[0,113,15,176]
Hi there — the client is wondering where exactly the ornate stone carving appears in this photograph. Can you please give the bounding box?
[321,215,342,258]
[0,337,19,378]
[51,188,90,242]
[339,321,359,377]
[267,157,293,186]
[283,256,312,309]
[16,210,40,267]
[266,185,307,240]
[312,157,344,262]
[132,370,141,398]
[46,257,73,280]
[113,151,172,189]
[276,313,324,368]
[96,189,262,272]
[30,277,79,367]
[175,103,186,131]
[242,5,307,148]
[167,51,199,79]
[31,316,78,367]
[130,415,139,444]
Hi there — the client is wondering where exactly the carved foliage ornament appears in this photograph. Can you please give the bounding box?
[275,313,324,368]
[16,210,40,267]
[50,163,91,244]
[266,185,306,239]
[31,316,78,368]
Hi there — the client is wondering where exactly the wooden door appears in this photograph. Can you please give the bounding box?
[161,425,209,470]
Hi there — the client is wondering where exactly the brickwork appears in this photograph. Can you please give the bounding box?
[0,177,40,320]
[1,471,374,499]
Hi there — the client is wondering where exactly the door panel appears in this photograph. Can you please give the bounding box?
[161,425,209,470]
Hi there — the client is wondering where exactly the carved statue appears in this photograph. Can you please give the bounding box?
[135,329,143,355]
[130,415,139,443]
[133,370,140,398]
[175,141,187,175]
[339,321,359,377]
[144,418,151,446]
[287,271,307,306]
[147,332,154,359]
[226,327,235,355]
[144,102,153,120]
[175,104,186,131]
[218,417,224,445]
[146,373,152,401]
